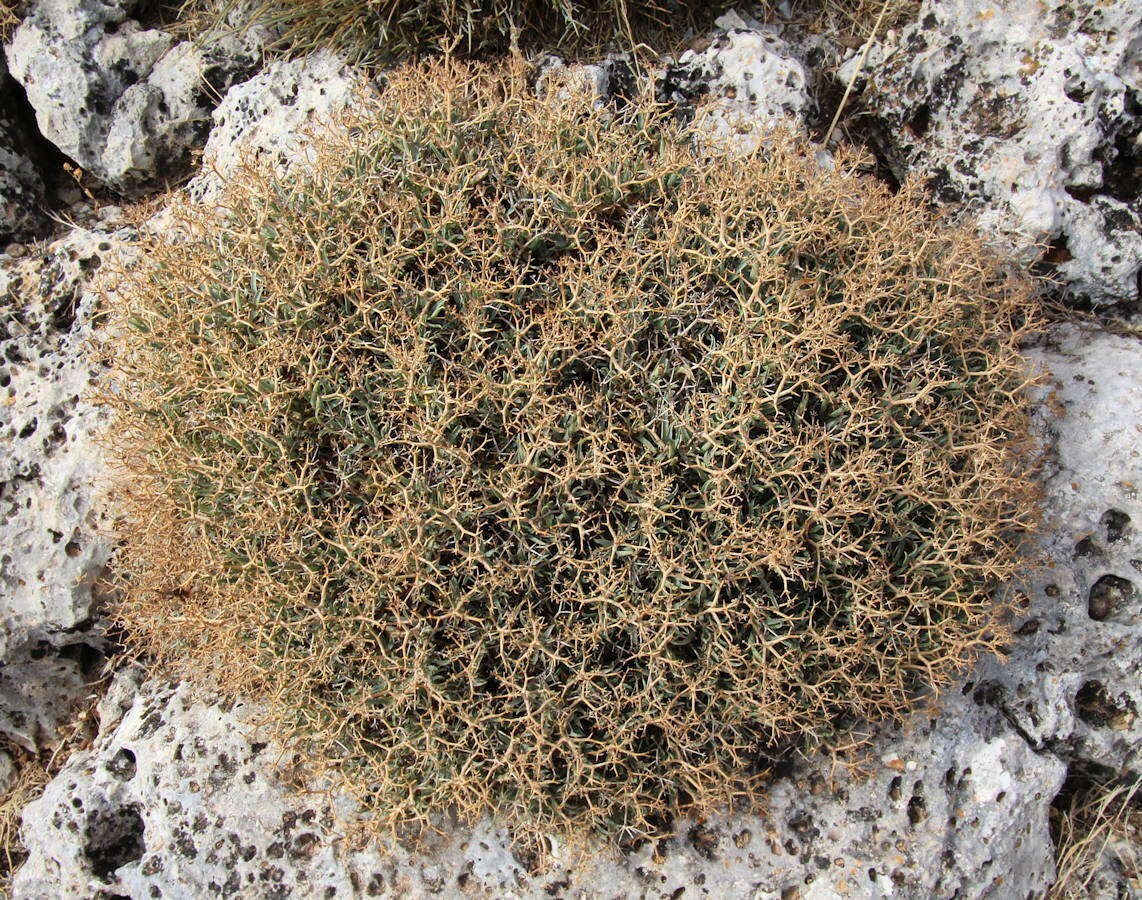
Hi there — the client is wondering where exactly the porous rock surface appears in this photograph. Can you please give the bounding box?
[660,11,810,152]
[5,0,268,193]
[839,0,1142,304]
[534,54,627,107]
[974,324,1142,777]
[14,667,1065,899]
[0,213,132,753]
[186,50,371,206]
[0,216,128,652]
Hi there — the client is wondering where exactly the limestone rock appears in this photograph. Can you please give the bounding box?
[0,213,132,755]
[1056,197,1142,307]
[186,51,370,207]
[660,11,810,152]
[5,0,267,193]
[839,0,1142,304]
[973,325,1142,778]
[12,667,1064,899]
[0,216,130,657]
[0,649,89,752]
[6,0,172,186]
[534,54,621,105]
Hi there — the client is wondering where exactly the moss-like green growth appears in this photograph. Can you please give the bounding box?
[105,62,1039,841]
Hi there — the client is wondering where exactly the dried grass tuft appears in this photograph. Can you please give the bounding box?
[186,0,919,62]
[190,0,727,60]
[1051,773,1142,898]
[804,0,920,45]
[0,1,20,40]
[101,61,1042,842]
[0,693,102,895]
[0,755,48,894]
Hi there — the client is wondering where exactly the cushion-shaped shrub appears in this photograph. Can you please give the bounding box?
[104,61,1040,840]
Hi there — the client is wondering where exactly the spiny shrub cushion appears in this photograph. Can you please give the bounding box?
[233,0,719,58]
[106,63,1039,839]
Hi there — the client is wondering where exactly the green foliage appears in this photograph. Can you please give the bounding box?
[105,62,1040,842]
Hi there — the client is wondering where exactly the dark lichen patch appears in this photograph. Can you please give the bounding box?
[106,748,136,780]
[84,804,146,881]
[1102,509,1131,544]
[687,822,721,861]
[1087,574,1135,621]
[1074,681,1134,729]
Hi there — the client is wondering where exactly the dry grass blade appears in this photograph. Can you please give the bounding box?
[186,0,727,60]
[99,60,1043,843]
[181,0,922,61]
[0,690,102,896]
[0,0,20,39]
[822,0,893,144]
[1051,774,1142,898]
[804,0,919,43]
[0,755,49,895]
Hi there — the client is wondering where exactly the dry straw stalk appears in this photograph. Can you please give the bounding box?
[194,0,720,58]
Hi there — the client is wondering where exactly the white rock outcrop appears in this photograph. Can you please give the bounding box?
[973,325,1142,777]
[0,219,128,651]
[660,11,810,152]
[534,54,615,103]
[839,0,1142,304]
[0,213,132,751]
[186,51,370,206]
[5,0,268,192]
[13,667,1065,899]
